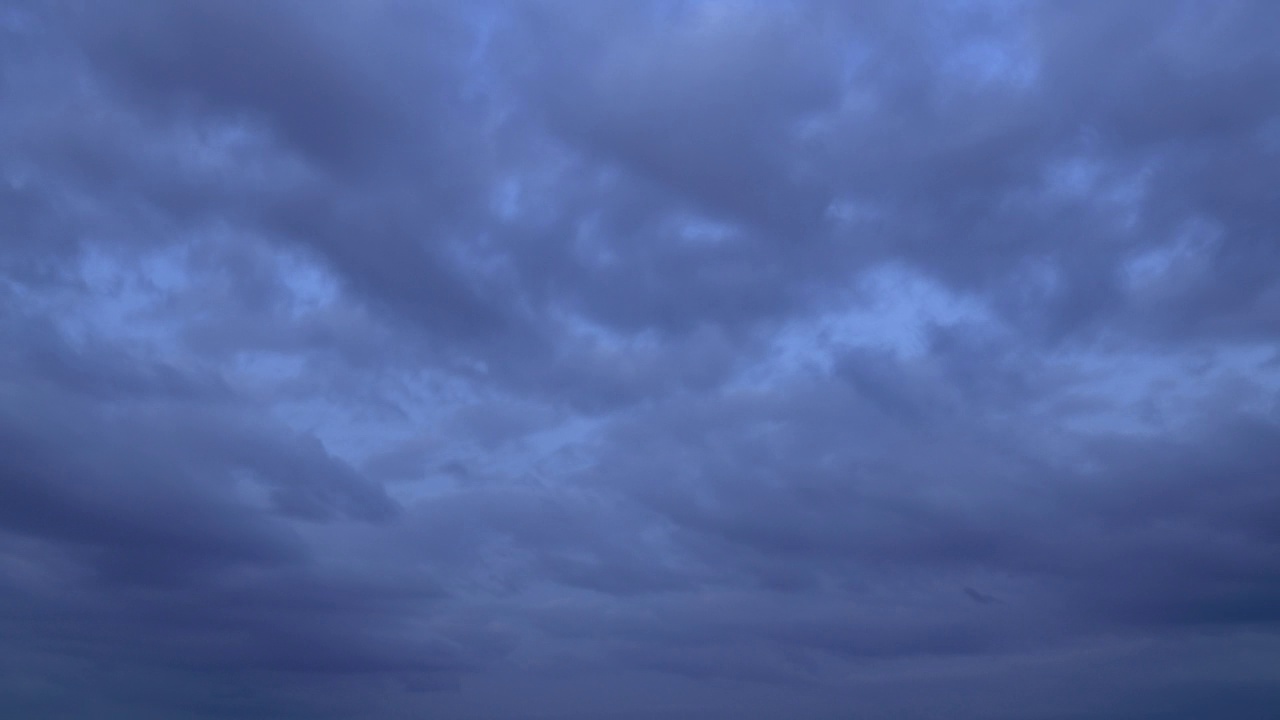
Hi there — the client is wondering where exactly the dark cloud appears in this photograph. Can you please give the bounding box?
[2,0,1279,717]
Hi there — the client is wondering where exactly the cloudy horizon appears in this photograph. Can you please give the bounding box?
[2,1,1279,718]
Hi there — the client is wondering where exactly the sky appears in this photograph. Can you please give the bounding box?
[2,1,1279,718]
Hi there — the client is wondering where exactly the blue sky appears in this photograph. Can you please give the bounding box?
[2,1,1280,718]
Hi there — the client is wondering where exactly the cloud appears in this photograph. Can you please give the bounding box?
[2,0,1279,718]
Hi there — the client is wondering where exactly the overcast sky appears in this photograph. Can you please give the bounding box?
[2,1,1280,718]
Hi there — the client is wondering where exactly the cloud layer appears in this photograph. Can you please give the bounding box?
[2,1,1279,718]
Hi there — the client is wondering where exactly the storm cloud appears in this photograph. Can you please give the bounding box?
[2,1,1279,718]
